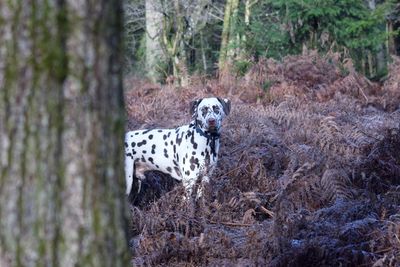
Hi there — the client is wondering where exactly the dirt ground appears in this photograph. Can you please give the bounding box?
[125,52,400,266]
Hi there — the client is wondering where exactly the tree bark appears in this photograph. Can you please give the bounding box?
[368,0,386,75]
[387,21,396,56]
[218,0,239,71]
[159,0,189,87]
[146,0,166,82]
[0,1,129,266]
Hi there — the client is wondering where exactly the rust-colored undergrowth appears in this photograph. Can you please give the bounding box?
[125,53,400,266]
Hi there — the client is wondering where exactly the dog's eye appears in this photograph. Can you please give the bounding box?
[201,107,208,117]
[213,106,220,114]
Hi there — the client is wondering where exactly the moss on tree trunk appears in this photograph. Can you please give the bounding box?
[0,0,129,266]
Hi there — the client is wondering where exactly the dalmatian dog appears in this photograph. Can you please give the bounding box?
[125,97,231,197]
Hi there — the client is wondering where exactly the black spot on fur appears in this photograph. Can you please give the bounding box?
[196,120,204,128]
[137,140,147,147]
[212,105,220,114]
[201,107,208,117]
[173,160,178,166]
[151,145,156,154]
[193,156,200,167]
[192,151,196,155]
[174,167,181,176]
[164,148,169,158]
[173,145,176,154]
[167,167,172,173]
[163,134,167,140]
[190,134,198,149]
[148,134,153,140]
[126,153,133,159]
[168,132,171,137]
[124,142,128,147]
[201,152,205,156]
[185,171,190,176]
[189,156,200,171]
[170,141,173,145]
[165,142,168,146]
[142,150,146,154]
[158,130,163,132]
[156,165,159,168]
[176,132,184,145]
[183,158,186,164]
[176,154,179,163]
[148,157,154,164]
[143,129,151,134]
[131,142,136,147]
[132,150,137,155]
[141,156,146,162]
[135,132,139,135]
[205,150,210,163]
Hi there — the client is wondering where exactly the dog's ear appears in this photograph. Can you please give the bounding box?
[217,98,231,116]
[190,98,203,116]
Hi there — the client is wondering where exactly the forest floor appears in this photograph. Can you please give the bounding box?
[125,51,400,266]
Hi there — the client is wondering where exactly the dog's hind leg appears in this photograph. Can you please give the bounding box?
[125,154,135,195]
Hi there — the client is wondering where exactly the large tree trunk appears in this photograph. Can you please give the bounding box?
[0,1,129,266]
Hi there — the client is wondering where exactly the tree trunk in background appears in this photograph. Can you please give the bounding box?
[218,0,239,72]
[387,21,396,56]
[241,0,257,45]
[146,0,165,82]
[160,0,189,87]
[0,1,129,266]
[368,0,386,75]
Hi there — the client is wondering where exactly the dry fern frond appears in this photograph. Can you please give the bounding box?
[126,51,400,265]
[242,209,256,224]
[317,116,341,152]
[320,168,353,203]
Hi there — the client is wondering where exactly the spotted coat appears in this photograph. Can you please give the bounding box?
[125,97,231,196]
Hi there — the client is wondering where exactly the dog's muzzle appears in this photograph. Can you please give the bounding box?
[207,118,219,133]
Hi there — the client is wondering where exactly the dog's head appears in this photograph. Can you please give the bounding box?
[190,97,231,134]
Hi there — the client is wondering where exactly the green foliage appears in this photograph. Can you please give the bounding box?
[265,0,384,51]
[233,59,252,76]
[236,0,395,77]
[262,80,273,92]
[122,0,397,79]
[123,0,145,73]
[234,4,289,60]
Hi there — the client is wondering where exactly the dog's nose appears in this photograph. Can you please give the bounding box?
[208,118,216,125]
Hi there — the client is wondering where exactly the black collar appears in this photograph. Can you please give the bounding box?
[190,122,220,156]
[194,126,220,139]
[190,122,220,139]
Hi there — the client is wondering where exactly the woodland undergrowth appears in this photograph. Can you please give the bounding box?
[125,52,400,266]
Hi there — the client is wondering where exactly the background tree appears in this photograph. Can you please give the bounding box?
[123,0,399,81]
[146,0,166,82]
[218,0,240,71]
[0,1,129,266]
[124,0,222,83]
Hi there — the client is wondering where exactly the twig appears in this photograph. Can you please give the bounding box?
[259,206,274,217]
[208,220,254,227]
